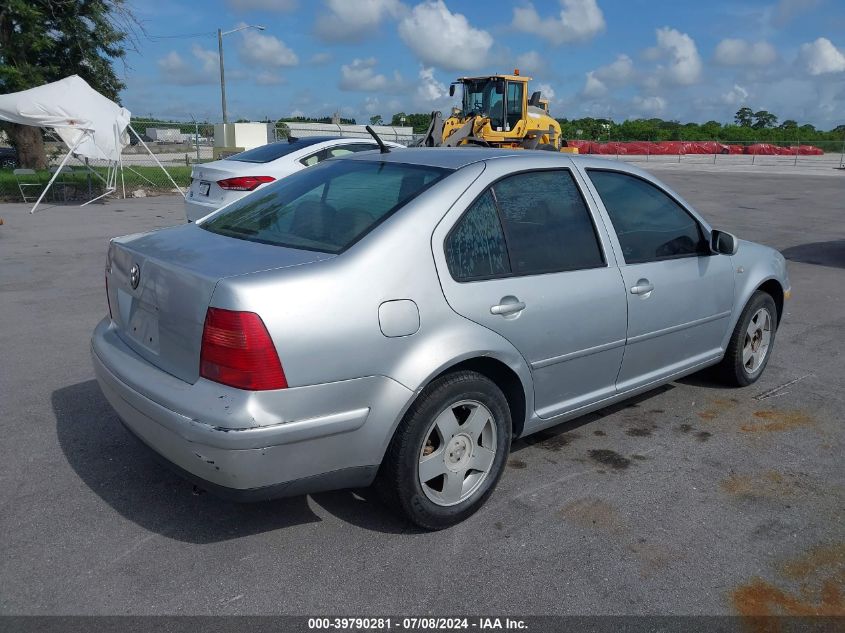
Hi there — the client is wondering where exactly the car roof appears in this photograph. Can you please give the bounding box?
[342,146,632,171]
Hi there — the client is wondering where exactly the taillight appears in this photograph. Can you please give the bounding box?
[105,273,112,319]
[216,175,275,191]
[200,308,287,391]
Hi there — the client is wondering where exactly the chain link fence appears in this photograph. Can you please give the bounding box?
[1,122,843,202]
[0,120,213,202]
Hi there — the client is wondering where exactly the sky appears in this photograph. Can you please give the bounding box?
[121,0,845,128]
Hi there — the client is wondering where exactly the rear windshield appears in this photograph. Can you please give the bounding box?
[228,138,333,163]
[202,159,450,253]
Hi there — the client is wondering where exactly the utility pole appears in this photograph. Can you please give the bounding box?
[217,24,265,125]
[218,28,227,124]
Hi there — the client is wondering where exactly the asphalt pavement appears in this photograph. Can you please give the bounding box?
[0,166,842,616]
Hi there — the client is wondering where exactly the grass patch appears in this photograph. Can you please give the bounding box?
[0,165,192,201]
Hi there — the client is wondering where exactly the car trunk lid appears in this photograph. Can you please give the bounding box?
[107,223,333,384]
[187,161,243,209]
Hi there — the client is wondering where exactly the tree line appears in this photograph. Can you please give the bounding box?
[378,109,844,143]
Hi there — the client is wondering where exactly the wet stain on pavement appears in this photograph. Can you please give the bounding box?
[559,498,622,532]
[588,449,631,470]
[626,427,652,437]
[507,458,527,470]
[781,544,845,581]
[732,543,845,616]
[720,471,807,499]
[741,410,813,433]
[695,431,712,442]
[593,430,606,437]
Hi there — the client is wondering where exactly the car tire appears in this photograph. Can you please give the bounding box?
[377,370,511,530]
[715,290,778,387]
[537,143,557,151]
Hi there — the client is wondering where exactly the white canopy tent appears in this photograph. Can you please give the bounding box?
[0,75,183,213]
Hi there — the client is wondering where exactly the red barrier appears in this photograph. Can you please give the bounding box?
[562,141,824,156]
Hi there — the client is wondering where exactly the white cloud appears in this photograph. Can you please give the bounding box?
[512,0,605,46]
[315,0,404,43]
[516,50,544,74]
[415,66,448,104]
[238,26,298,68]
[535,82,555,101]
[799,37,845,75]
[339,57,397,92]
[594,54,634,82]
[633,95,667,116]
[398,1,493,71]
[583,72,607,97]
[582,54,632,98]
[721,83,749,105]
[654,27,702,85]
[157,45,219,85]
[225,0,297,11]
[714,39,777,67]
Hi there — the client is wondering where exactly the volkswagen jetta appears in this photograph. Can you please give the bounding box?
[93,148,789,529]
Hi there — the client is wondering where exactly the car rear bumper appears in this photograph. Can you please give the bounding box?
[91,318,413,499]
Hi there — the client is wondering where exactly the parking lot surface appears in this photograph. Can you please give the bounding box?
[0,166,842,615]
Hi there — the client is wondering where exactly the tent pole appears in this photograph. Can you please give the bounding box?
[30,133,88,214]
[80,161,117,207]
[127,124,185,197]
[119,154,126,199]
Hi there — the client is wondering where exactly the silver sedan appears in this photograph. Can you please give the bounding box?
[92,148,790,529]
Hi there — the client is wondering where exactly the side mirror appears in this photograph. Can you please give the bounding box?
[449,83,455,97]
[711,229,739,255]
[529,91,541,107]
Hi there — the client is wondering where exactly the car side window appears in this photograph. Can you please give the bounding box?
[587,170,707,264]
[300,149,326,167]
[329,144,378,157]
[445,191,511,281]
[493,170,605,275]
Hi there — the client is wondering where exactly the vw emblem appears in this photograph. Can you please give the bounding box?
[129,263,140,289]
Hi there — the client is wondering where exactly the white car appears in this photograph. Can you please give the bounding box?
[184,136,403,222]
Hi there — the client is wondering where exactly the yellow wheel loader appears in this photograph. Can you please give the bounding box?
[417,71,575,152]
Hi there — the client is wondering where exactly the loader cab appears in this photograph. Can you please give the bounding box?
[456,74,528,133]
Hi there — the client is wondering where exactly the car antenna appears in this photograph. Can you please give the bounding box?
[366,125,390,154]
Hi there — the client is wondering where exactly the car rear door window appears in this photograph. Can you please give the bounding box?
[445,191,511,281]
[445,170,605,281]
[494,170,605,275]
[587,170,707,264]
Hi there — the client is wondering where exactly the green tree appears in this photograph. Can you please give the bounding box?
[369,115,383,126]
[752,110,778,129]
[390,112,432,133]
[0,0,137,168]
[735,107,754,127]
[780,119,798,130]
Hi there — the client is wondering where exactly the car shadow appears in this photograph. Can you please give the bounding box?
[781,239,845,269]
[52,380,414,542]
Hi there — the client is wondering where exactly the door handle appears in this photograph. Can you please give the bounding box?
[630,279,654,295]
[490,298,526,316]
